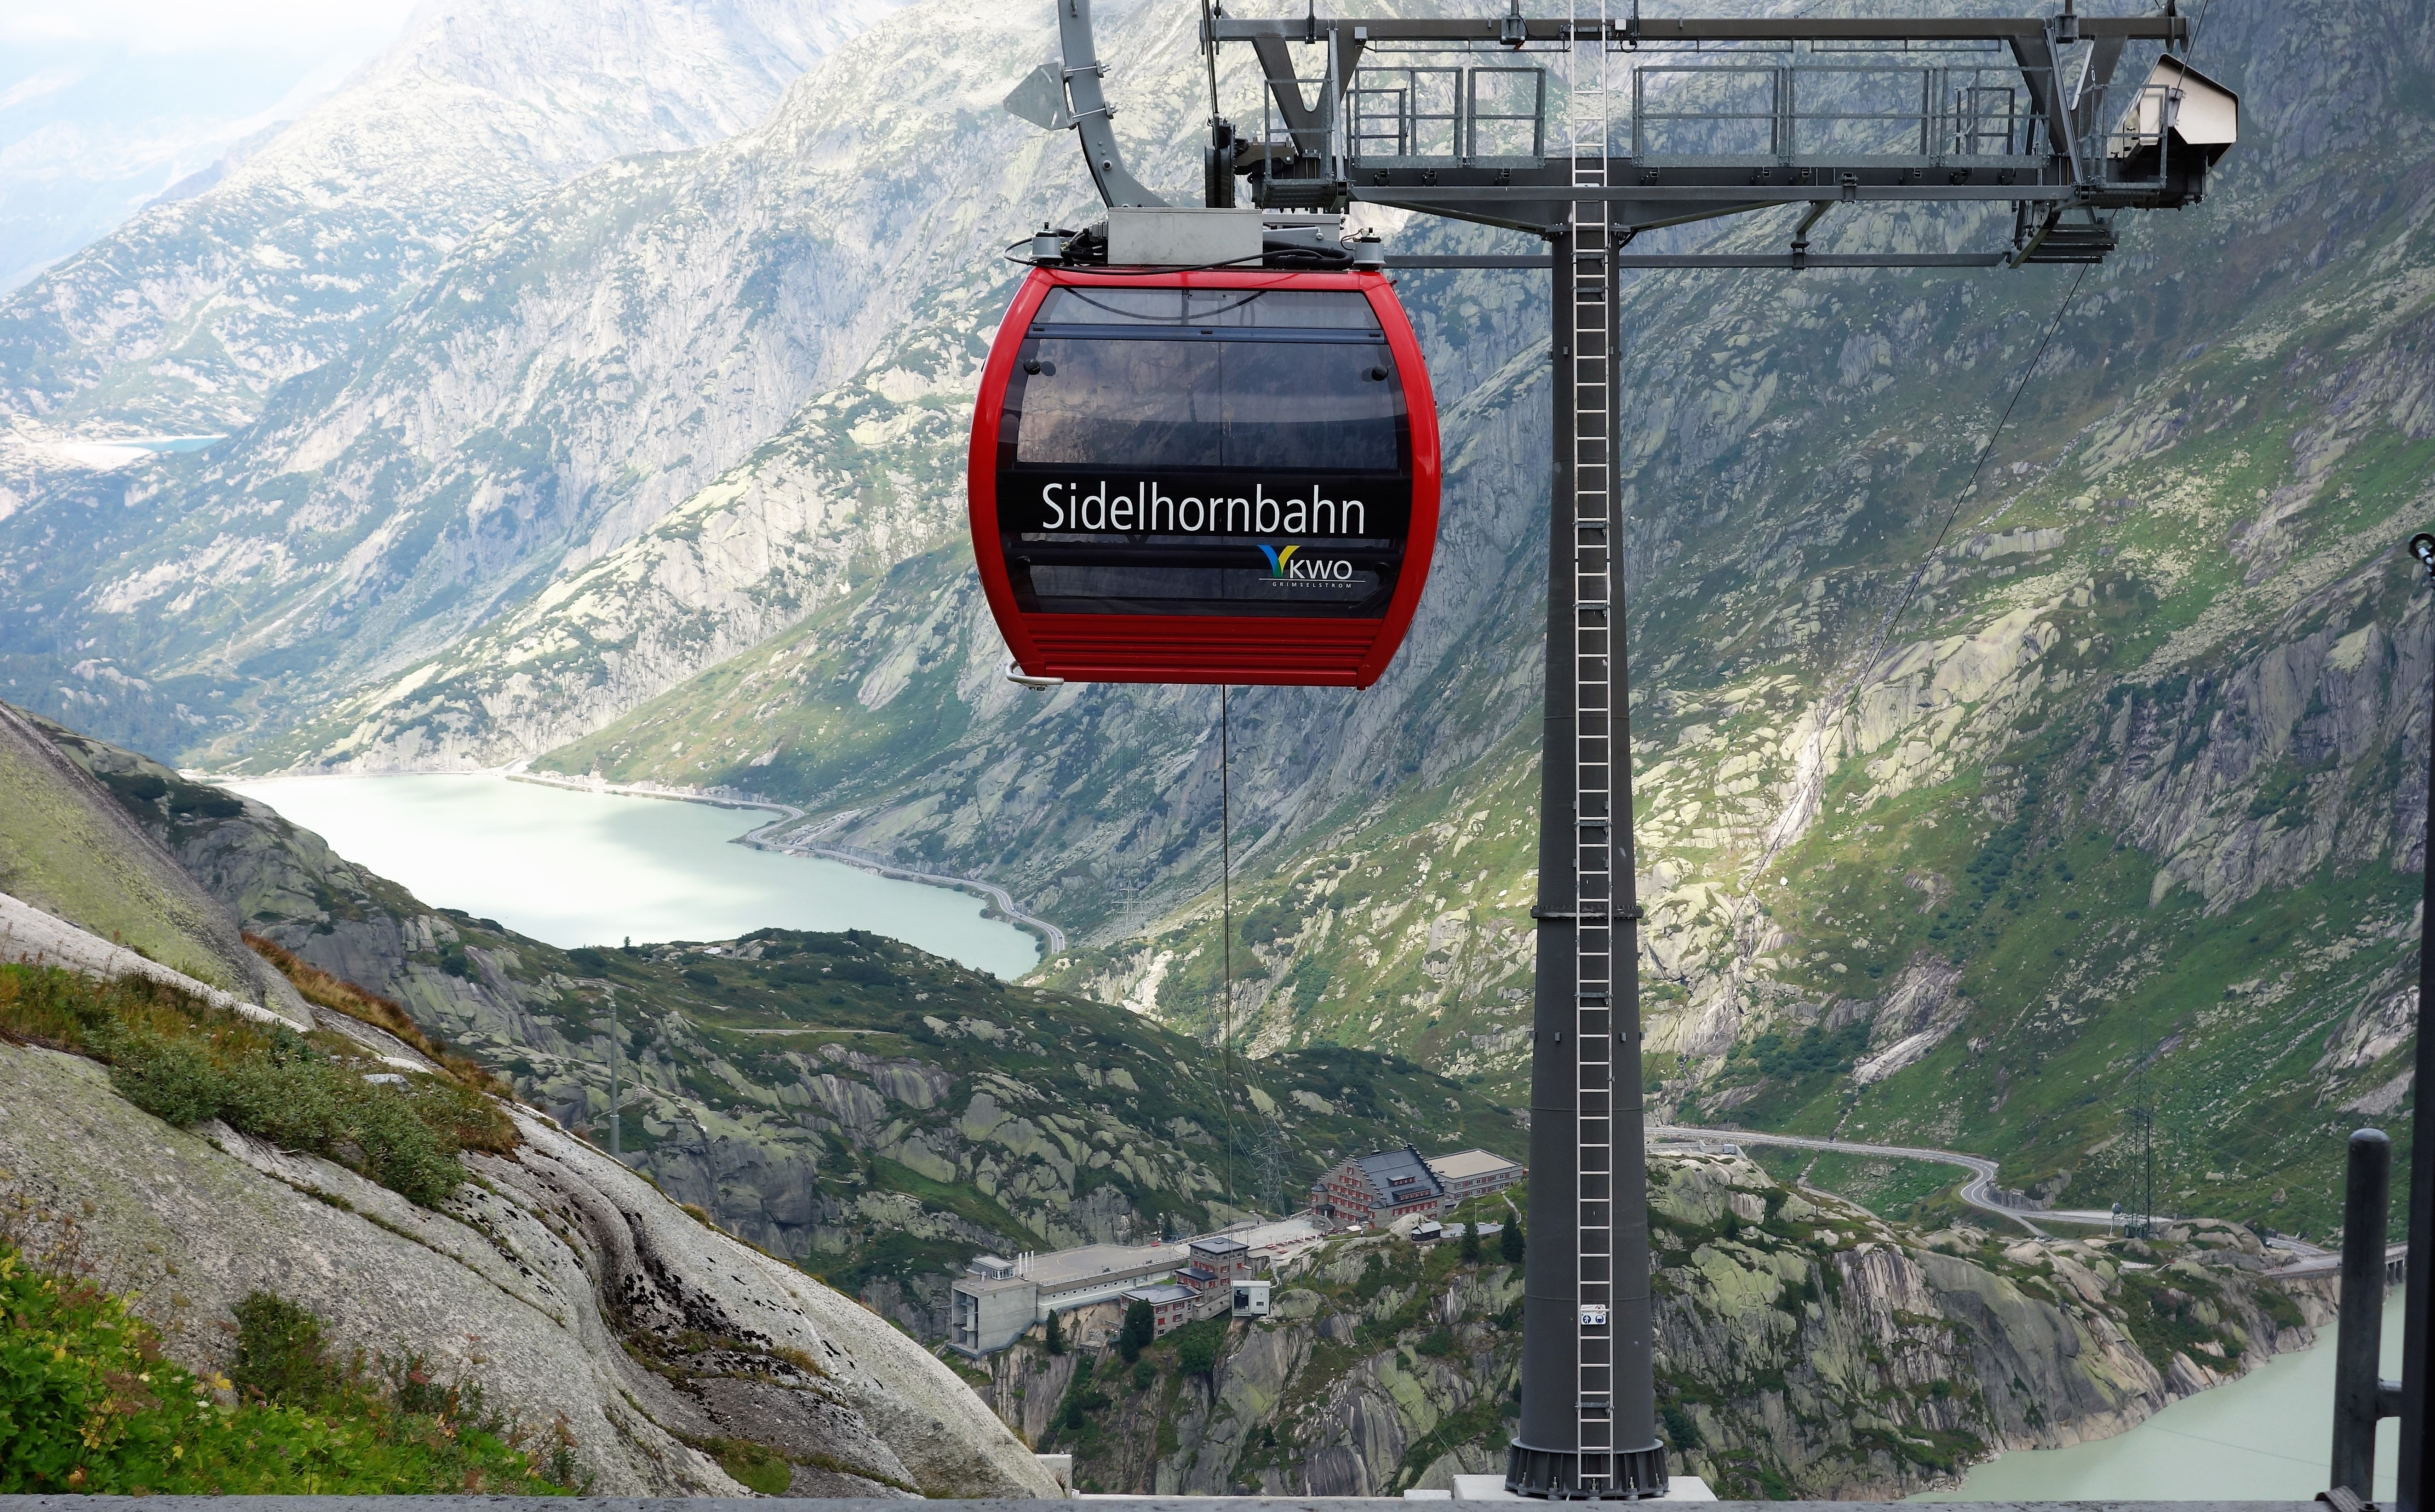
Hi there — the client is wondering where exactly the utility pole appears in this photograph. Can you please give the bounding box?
[607,991,622,1161]
[2394,532,2435,1512]
[2141,1105,2153,1237]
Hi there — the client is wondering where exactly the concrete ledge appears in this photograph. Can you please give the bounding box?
[1447,1474,1715,1501]
[0,1490,2338,1500]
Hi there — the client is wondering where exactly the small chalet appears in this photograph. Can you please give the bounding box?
[1309,1144,1447,1227]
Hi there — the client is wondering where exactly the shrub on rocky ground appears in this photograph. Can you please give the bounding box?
[0,1245,579,1494]
[0,963,510,1206]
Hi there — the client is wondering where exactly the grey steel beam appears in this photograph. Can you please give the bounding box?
[2334,1128,2396,1502]
[1360,183,2083,202]
[1618,252,2005,266]
[1059,0,1165,207]
[1387,255,1555,267]
[1387,253,2005,268]
[1212,15,2185,43]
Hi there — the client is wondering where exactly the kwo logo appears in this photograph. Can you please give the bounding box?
[1258,544,1354,580]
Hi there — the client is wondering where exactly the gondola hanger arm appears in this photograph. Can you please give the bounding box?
[1058,0,1168,208]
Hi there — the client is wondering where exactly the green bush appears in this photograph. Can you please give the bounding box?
[0,965,483,1208]
[1132,1357,1157,1390]
[716,1439,793,1494]
[1118,1300,1155,1362]
[1500,1220,1525,1264]
[0,1249,576,1495]
[230,1292,338,1406]
[83,1018,222,1126]
[1171,1317,1225,1379]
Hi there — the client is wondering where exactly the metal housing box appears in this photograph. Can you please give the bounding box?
[1106,207,1264,267]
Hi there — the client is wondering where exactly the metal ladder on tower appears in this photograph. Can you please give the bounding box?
[1567,0,1616,1495]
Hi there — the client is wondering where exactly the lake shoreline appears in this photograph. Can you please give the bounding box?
[226,772,1041,978]
[505,766,1064,959]
[1909,1273,2363,1501]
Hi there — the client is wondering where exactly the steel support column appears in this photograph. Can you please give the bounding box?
[1508,216,1664,1502]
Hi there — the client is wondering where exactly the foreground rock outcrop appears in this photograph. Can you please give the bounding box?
[0,698,1056,1497]
[0,1037,1059,1497]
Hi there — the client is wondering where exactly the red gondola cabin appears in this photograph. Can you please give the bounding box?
[969,266,1440,687]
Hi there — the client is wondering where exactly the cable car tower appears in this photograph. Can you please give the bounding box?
[989,0,2234,1498]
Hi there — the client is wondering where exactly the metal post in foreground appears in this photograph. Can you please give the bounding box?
[2397,531,2435,1512]
[2334,1127,2393,1500]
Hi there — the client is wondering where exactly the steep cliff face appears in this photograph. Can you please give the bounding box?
[984,1155,2327,1500]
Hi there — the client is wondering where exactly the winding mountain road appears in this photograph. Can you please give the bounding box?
[1654,1123,2049,1235]
[1655,1125,2371,1271]
[774,842,1067,956]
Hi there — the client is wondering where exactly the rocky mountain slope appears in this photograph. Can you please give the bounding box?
[566,0,2435,1235]
[0,699,305,1021]
[21,702,1524,1338]
[0,1033,1058,1496]
[0,714,1057,1496]
[980,1153,2328,1498]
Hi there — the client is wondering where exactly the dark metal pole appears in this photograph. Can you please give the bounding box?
[1509,214,1665,1502]
[2337,1127,2393,1498]
[1514,224,1586,1495]
[609,992,622,1161]
[1609,467,1664,1497]
[2396,532,2435,1512]
[2143,1106,2154,1235]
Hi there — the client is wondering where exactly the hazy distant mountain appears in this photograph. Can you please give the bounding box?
[0,0,909,437]
[0,9,406,295]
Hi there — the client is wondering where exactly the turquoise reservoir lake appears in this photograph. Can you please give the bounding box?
[1914,1289,2395,1501]
[229,774,1041,979]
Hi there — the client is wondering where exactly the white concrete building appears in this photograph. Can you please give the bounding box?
[947,1241,1188,1357]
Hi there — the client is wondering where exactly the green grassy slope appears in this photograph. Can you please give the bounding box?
[0,702,301,1014]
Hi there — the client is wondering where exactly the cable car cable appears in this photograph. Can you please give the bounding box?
[1872,261,2090,652]
[1220,682,1235,1213]
[1687,263,2091,1053]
